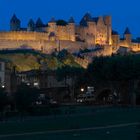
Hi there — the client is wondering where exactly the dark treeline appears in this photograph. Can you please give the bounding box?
[84,54,140,105]
[88,55,140,81]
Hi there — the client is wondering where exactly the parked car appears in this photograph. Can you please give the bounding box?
[77,92,95,103]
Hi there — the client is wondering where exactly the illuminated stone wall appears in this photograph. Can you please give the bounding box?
[112,33,140,53]
[130,43,140,52]
[0,31,49,41]
[47,24,75,41]
[1,13,140,55]
[0,28,75,42]
[0,15,112,52]
[56,25,72,40]
[0,39,87,54]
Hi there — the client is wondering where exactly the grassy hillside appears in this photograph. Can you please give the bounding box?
[0,49,81,72]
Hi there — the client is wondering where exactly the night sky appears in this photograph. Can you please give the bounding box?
[0,0,140,38]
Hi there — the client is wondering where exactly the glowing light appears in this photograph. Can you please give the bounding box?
[34,82,39,86]
[27,83,30,86]
[81,88,84,92]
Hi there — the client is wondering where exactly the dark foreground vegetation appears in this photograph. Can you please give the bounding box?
[0,54,140,117]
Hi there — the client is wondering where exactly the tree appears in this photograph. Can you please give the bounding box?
[57,49,69,60]
[47,57,58,70]
[86,55,140,105]
[0,88,7,112]
[56,66,85,99]
[15,84,39,112]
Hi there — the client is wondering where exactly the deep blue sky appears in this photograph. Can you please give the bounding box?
[0,0,140,38]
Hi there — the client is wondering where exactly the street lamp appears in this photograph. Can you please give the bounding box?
[81,88,84,92]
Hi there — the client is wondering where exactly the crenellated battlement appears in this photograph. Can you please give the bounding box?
[0,31,49,41]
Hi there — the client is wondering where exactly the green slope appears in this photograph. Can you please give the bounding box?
[0,50,81,72]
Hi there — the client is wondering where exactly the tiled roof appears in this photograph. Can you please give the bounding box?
[92,17,99,23]
[10,14,20,23]
[36,18,44,27]
[28,19,35,26]
[112,30,119,35]
[80,13,93,26]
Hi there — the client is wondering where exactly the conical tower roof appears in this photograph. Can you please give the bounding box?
[36,18,44,27]
[28,19,35,25]
[80,12,93,26]
[10,14,20,23]
[28,19,35,26]
[124,27,131,35]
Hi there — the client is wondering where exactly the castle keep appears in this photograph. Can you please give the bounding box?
[0,13,140,54]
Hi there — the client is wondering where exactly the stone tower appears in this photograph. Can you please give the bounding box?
[79,13,96,45]
[10,14,21,31]
[124,27,131,46]
[112,30,120,53]
[27,19,35,31]
[104,16,112,45]
[68,17,75,41]
[86,14,96,45]
[48,17,56,33]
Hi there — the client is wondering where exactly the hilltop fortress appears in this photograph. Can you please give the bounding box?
[0,13,140,55]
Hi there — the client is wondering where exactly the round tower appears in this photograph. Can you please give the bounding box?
[68,17,75,41]
[10,14,21,31]
[104,16,112,45]
[124,27,131,45]
[48,17,56,33]
[112,30,120,53]
[27,19,35,31]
